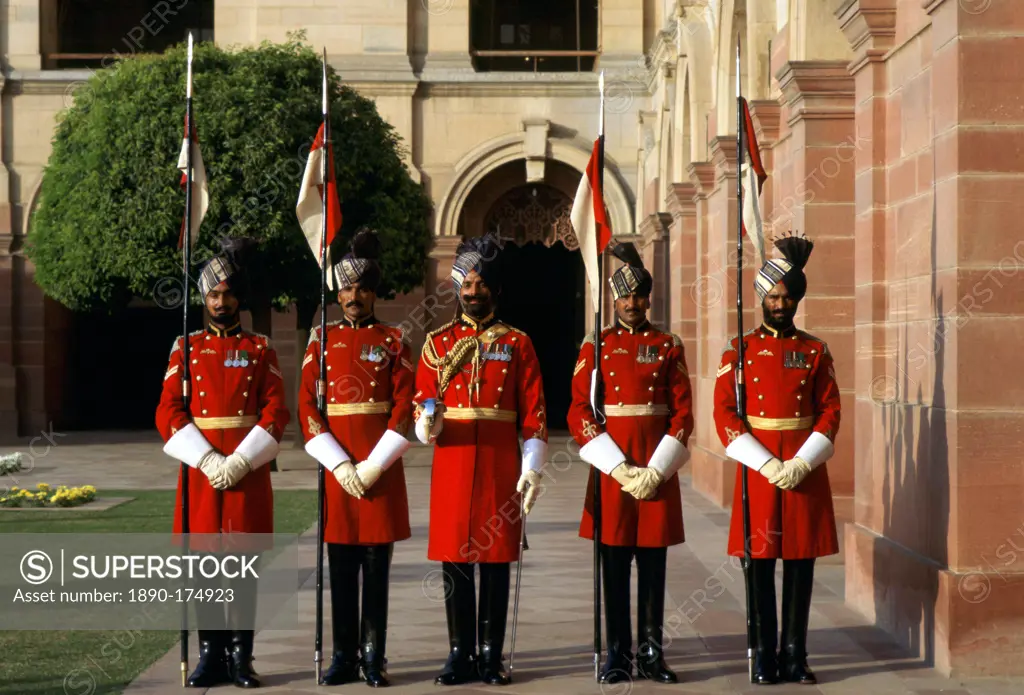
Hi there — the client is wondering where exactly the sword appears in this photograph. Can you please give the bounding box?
[509,494,527,680]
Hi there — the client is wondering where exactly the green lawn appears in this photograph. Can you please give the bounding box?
[0,489,318,695]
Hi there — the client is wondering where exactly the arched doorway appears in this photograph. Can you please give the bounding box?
[459,160,586,431]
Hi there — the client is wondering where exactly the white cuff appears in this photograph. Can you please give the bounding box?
[521,437,547,474]
[234,425,279,471]
[579,432,626,475]
[163,423,214,468]
[305,432,351,472]
[367,429,411,471]
[795,431,835,469]
[725,432,775,471]
[648,435,690,478]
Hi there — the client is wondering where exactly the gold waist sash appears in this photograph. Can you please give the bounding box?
[444,407,517,423]
[327,402,391,416]
[194,415,258,430]
[746,415,814,431]
[604,404,669,417]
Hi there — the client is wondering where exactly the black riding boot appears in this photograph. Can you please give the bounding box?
[478,562,511,685]
[598,544,634,684]
[434,562,478,685]
[750,558,778,685]
[636,547,677,683]
[321,544,362,685]
[186,629,232,687]
[779,559,817,684]
[227,567,261,688]
[360,543,394,687]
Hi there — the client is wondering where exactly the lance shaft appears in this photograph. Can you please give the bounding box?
[314,52,329,683]
[179,91,194,688]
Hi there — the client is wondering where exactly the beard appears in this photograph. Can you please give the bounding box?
[763,304,797,330]
[210,308,237,326]
[461,295,493,319]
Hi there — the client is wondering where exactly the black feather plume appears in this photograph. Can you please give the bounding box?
[772,230,813,270]
[218,236,257,264]
[608,240,644,269]
[350,227,381,260]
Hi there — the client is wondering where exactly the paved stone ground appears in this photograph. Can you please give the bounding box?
[4,433,1021,694]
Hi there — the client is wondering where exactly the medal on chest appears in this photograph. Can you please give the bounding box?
[636,344,659,364]
[360,344,387,363]
[224,350,249,368]
[784,350,808,369]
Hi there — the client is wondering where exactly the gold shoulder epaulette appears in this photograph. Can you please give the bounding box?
[170,330,203,358]
[251,332,272,349]
[424,318,458,343]
[307,320,343,347]
[798,330,830,355]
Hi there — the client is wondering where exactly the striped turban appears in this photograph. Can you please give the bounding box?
[755,232,814,302]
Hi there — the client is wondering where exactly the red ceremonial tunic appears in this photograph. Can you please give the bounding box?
[298,316,414,545]
[156,324,290,535]
[415,315,547,564]
[569,320,694,547]
[714,324,841,559]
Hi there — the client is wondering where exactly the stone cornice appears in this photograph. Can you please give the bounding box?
[709,136,738,185]
[748,101,782,146]
[835,0,897,74]
[639,212,673,244]
[665,183,698,218]
[777,61,855,126]
[687,162,716,199]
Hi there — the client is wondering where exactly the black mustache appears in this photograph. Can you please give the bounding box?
[346,301,362,308]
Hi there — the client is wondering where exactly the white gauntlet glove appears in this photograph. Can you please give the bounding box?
[198,451,228,489]
[334,462,365,499]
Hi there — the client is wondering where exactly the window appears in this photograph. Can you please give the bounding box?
[470,0,599,73]
[42,0,214,70]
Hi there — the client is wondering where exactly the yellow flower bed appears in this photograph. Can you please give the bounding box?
[0,483,97,508]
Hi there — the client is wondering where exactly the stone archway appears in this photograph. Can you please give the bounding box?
[484,184,578,250]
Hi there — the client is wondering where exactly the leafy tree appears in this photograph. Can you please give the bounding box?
[26,33,432,332]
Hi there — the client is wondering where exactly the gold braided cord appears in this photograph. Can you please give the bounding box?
[438,335,480,397]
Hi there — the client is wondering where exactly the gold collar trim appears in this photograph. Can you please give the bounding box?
[341,314,378,329]
[762,323,797,338]
[460,313,496,332]
[207,321,242,337]
[616,318,650,334]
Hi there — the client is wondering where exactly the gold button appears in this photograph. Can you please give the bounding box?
[648,386,654,391]
[247,376,252,381]
[443,337,449,342]
[330,381,334,386]
[760,411,765,416]
[760,334,765,339]
[192,359,198,364]
[644,331,650,336]
[258,344,263,350]
[196,375,202,381]
[324,349,328,354]
[238,410,244,416]
[811,349,817,354]
[800,380,806,385]
[758,395,764,400]
[331,398,336,402]
[327,365,332,371]
[753,377,759,383]
[386,337,392,343]
[498,387,503,392]
[370,381,376,387]
[253,360,258,365]
[458,403,463,407]
[205,336,210,340]
[615,386,620,391]
[512,337,518,342]
[795,412,801,416]
[653,372,658,377]
[604,355,609,360]
[610,372,615,376]
[659,356,664,361]
[456,385,462,390]
[493,405,500,409]
[502,369,508,374]
[243,391,248,397]
[648,401,654,405]
[797,395,802,400]
[618,330,623,335]
[618,401,624,406]
[202,409,207,414]
[747,360,753,365]
[369,398,375,403]
[663,342,669,347]
[200,391,205,397]
[375,366,382,372]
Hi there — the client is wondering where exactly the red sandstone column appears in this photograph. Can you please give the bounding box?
[665,183,698,399]
[638,213,672,328]
[774,61,857,505]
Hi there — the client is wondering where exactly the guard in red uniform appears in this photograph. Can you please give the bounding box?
[713,233,840,685]
[156,238,290,688]
[569,245,694,684]
[414,235,547,686]
[298,229,414,688]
